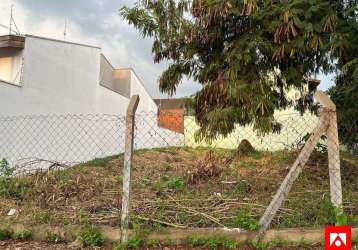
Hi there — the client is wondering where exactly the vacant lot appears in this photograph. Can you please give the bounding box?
[0,147,357,248]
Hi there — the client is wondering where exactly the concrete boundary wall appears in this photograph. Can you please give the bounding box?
[7,223,358,245]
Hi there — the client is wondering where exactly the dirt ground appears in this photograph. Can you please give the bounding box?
[0,147,357,250]
[1,147,357,230]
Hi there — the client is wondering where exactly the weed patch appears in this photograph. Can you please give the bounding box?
[185,235,238,249]
[233,211,259,230]
[46,232,64,244]
[13,230,32,240]
[0,228,13,240]
[84,154,121,167]
[166,176,185,191]
[0,159,30,199]
[34,211,52,224]
[77,224,104,247]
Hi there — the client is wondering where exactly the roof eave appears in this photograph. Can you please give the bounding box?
[0,35,25,49]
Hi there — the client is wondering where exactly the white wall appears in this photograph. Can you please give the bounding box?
[0,48,23,85]
[0,35,175,169]
[184,108,319,151]
[130,70,158,113]
[0,36,132,116]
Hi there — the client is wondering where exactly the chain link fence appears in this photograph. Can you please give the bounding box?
[0,114,126,173]
[0,108,357,235]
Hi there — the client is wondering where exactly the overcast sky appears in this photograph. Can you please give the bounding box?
[0,0,333,98]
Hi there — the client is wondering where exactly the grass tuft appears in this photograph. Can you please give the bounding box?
[77,224,104,247]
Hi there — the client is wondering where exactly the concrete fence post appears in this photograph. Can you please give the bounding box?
[257,90,342,239]
[121,95,140,243]
[314,91,343,209]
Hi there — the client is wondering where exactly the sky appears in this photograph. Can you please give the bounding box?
[0,0,334,98]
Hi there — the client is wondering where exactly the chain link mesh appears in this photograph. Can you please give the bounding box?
[0,114,125,173]
[0,110,356,232]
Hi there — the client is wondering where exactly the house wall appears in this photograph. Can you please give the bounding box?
[100,55,131,98]
[0,36,132,116]
[0,47,23,85]
[0,35,170,168]
[113,69,131,98]
[130,70,158,113]
[184,108,319,151]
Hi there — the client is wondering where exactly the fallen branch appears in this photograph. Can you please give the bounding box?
[134,215,187,229]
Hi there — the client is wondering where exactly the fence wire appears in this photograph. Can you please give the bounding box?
[0,110,357,232]
[0,114,125,173]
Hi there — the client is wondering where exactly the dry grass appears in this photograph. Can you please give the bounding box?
[0,147,357,231]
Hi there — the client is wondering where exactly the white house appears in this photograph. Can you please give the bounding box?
[0,34,183,168]
[0,34,157,115]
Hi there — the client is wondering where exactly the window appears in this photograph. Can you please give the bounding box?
[0,48,23,86]
[0,56,13,81]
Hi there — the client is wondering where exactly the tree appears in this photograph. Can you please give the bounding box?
[120,0,358,141]
[327,0,358,153]
[328,84,358,153]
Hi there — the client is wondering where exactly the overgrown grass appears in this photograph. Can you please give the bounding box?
[0,147,356,233]
[84,154,122,167]
[0,159,30,199]
[248,238,315,250]
[185,235,239,249]
[0,227,33,241]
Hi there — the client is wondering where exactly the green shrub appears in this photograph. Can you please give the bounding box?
[166,177,185,191]
[0,159,15,177]
[0,178,30,199]
[0,228,13,240]
[13,230,32,240]
[234,211,259,230]
[153,176,186,193]
[315,200,348,226]
[77,225,104,247]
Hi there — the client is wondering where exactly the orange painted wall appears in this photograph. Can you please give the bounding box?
[157,109,184,134]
